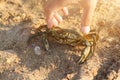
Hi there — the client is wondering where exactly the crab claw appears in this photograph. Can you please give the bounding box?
[77,34,97,64]
[77,45,91,64]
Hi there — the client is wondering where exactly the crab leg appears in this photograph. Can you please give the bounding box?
[42,33,51,53]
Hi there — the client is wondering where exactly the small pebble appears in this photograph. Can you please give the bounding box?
[34,46,41,55]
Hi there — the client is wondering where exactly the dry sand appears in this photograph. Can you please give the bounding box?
[0,0,120,80]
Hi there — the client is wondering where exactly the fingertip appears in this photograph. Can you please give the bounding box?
[47,19,53,28]
[80,26,90,35]
[47,17,58,28]
[52,18,58,26]
[62,7,69,16]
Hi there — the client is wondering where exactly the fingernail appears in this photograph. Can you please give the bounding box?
[81,26,90,35]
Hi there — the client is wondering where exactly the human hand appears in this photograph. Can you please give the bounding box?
[44,0,97,35]
[44,0,69,28]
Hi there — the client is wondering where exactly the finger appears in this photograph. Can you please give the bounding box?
[46,12,54,28]
[52,17,58,27]
[47,19,53,28]
[54,12,63,23]
[46,13,59,28]
[80,26,90,35]
[62,7,69,16]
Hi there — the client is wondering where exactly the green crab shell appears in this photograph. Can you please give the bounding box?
[49,27,84,45]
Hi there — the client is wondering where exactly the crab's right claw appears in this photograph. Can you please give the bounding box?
[77,33,98,64]
[77,46,91,64]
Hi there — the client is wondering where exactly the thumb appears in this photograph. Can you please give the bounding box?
[46,12,54,28]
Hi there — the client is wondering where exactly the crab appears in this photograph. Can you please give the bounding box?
[28,25,99,64]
